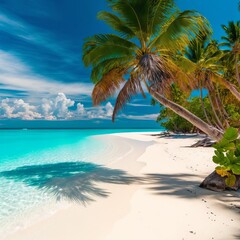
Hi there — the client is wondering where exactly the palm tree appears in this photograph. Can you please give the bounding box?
[82,0,223,141]
[181,38,240,102]
[178,37,240,131]
[221,21,240,86]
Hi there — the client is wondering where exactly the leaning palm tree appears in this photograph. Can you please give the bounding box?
[82,0,222,140]
[178,37,240,131]
[221,21,240,86]
[180,37,240,102]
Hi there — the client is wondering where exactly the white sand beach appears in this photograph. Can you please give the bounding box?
[5,132,240,240]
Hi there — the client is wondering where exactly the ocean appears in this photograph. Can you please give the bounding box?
[0,129,160,237]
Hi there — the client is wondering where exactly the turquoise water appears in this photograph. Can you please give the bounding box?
[0,129,160,237]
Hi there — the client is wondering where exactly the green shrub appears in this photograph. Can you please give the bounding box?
[155,85,211,133]
[213,127,240,187]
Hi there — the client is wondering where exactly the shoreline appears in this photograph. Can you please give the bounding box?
[4,132,240,240]
[3,132,154,240]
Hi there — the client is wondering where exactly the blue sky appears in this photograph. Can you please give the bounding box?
[0,0,239,129]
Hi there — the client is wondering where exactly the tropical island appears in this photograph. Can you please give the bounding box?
[0,0,239,239]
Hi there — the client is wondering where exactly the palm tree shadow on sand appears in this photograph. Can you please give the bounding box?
[144,173,240,199]
[0,162,141,205]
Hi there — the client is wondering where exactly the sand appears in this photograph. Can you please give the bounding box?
[4,132,240,240]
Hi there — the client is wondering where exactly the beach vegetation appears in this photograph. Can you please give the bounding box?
[155,25,240,133]
[153,84,212,133]
[220,21,240,86]
[213,127,240,187]
[82,0,224,141]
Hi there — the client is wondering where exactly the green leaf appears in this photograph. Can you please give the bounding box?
[235,156,240,164]
[235,145,240,157]
[231,165,240,175]
[223,127,239,142]
[214,138,230,149]
[213,156,221,164]
[224,143,236,151]
[225,174,236,187]
[214,149,224,158]
[226,151,236,163]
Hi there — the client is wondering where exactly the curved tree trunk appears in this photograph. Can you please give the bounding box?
[206,81,224,130]
[149,88,223,141]
[199,80,212,126]
[235,55,240,87]
[215,85,230,128]
[215,76,240,101]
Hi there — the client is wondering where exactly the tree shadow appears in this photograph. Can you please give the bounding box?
[0,162,141,205]
[144,173,240,239]
[151,134,204,139]
[143,173,240,201]
[234,234,240,240]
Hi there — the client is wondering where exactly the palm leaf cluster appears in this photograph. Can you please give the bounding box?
[83,0,210,120]
[82,0,240,140]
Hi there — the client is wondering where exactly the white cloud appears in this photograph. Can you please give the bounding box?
[40,93,74,120]
[121,114,159,121]
[0,13,77,63]
[53,93,75,119]
[127,103,151,107]
[0,13,93,99]
[84,102,114,120]
[0,98,41,120]
[104,102,114,117]
[0,93,114,121]
[0,50,92,97]
[76,103,85,115]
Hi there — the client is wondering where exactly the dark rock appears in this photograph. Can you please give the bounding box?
[200,171,240,191]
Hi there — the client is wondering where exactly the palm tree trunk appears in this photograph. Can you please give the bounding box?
[207,92,224,130]
[235,54,240,87]
[206,81,224,130]
[218,77,240,101]
[149,88,223,141]
[215,86,230,128]
[199,80,212,126]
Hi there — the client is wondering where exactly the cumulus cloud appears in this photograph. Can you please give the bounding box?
[105,102,114,117]
[0,93,114,120]
[76,103,85,115]
[0,98,41,120]
[40,93,74,120]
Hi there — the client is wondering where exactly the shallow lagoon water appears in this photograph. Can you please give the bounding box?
[0,129,160,237]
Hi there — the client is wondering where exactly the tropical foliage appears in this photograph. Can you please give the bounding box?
[82,0,240,191]
[82,0,225,141]
[156,22,240,133]
[213,127,240,187]
[221,21,240,86]
[154,85,212,133]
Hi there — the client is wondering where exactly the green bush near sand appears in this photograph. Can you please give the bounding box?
[213,127,240,187]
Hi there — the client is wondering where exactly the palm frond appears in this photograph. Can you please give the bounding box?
[90,57,136,83]
[107,0,150,44]
[150,10,212,52]
[97,11,135,38]
[221,21,240,48]
[92,68,126,106]
[175,55,197,73]
[147,0,175,37]
[82,34,138,66]
[112,75,143,121]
